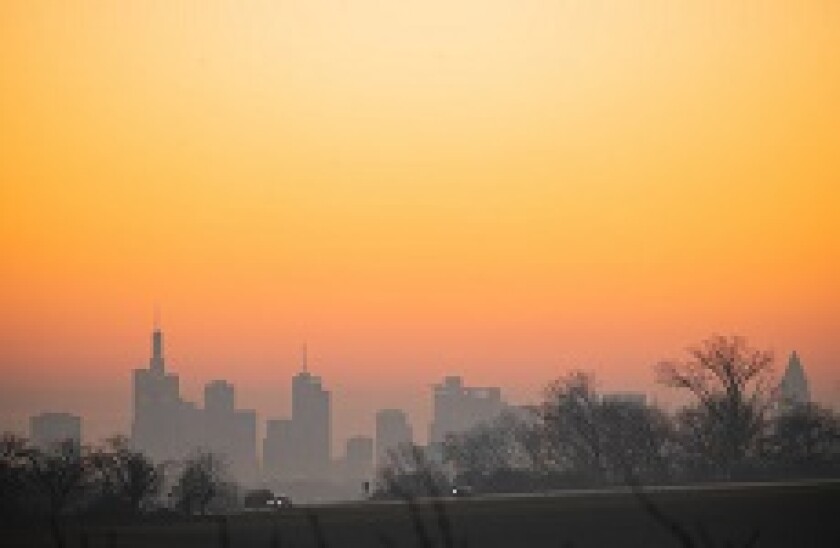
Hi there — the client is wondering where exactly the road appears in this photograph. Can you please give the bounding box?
[6,480,840,547]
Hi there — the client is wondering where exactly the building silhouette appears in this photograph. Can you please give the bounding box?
[263,418,294,479]
[263,345,332,480]
[201,380,258,483]
[375,408,412,468]
[343,435,374,483]
[30,412,81,450]
[131,324,256,480]
[131,326,189,461]
[429,376,506,444]
[779,351,810,410]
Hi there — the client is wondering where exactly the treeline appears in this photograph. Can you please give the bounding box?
[0,433,240,545]
[377,335,840,497]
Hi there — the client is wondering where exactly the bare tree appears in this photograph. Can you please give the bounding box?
[656,335,776,477]
[598,398,675,483]
[0,433,31,521]
[23,439,93,548]
[170,451,229,515]
[540,371,675,485]
[376,443,458,548]
[375,443,449,499]
[768,403,840,476]
[441,411,533,478]
[92,436,162,514]
[541,371,607,482]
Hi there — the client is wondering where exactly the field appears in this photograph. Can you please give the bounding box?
[5,481,839,547]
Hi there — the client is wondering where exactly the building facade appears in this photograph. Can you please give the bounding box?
[262,347,332,481]
[343,435,374,482]
[131,326,257,482]
[429,376,506,444]
[30,412,82,450]
[375,408,413,468]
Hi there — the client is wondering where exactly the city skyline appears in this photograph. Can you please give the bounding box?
[2,318,838,448]
[2,2,838,544]
[2,0,840,457]
[17,323,825,467]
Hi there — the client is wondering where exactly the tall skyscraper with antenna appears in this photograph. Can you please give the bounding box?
[290,344,331,478]
[131,320,184,461]
[263,344,332,480]
[132,317,256,477]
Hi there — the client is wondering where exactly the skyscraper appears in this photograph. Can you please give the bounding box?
[205,380,235,414]
[202,380,258,483]
[30,412,81,450]
[263,418,295,479]
[343,436,374,482]
[429,376,506,444]
[263,346,332,481]
[375,408,412,468]
[131,325,186,461]
[290,346,331,478]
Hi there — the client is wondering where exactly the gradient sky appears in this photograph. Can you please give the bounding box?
[2,1,839,446]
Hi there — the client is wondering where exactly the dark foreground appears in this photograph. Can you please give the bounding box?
[6,481,840,547]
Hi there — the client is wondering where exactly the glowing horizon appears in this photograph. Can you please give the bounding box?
[1,1,839,444]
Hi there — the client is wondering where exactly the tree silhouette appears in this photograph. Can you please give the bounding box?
[23,439,93,548]
[657,335,775,478]
[170,451,228,515]
[92,436,162,514]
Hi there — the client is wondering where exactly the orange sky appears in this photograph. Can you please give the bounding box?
[1,1,839,445]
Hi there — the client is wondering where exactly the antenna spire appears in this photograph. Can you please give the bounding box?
[302,342,308,373]
[153,304,161,331]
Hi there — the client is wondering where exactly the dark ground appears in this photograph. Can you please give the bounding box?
[5,481,839,547]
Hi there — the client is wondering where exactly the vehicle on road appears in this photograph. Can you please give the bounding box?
[268,494,294,509]
[244,489,294,510]
[450,485,473,498]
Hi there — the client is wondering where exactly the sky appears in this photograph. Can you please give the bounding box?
[1,1,839,447]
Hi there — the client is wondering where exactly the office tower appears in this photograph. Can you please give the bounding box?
[290,346,331,479]
[344,436,374,482]
[30,412,81,450]
[429,376,506,444]
[201,379,258,483]
[264,346,332,481]
[205,380,235,414]
[263,418,295,479]
[375,408,413,468]
[131,325,186,461]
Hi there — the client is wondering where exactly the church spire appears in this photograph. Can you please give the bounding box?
[780,350,810,408]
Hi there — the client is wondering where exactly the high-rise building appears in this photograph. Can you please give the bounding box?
[131,326,187,461]
[30,412,81,450]
[375,409,412,468]
[290,347,331,478]
[343,436,374,482]
[779,351,810,410]
[263,346,332,481]
[263,418,295,479]
[131,323,258,484]
[201,380,258,483]
[205,380,235,414]
[429,376,506,444]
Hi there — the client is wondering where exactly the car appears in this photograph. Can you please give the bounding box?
[243,489,294,511]
[450,485,473,498]
[267,494,294,509]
